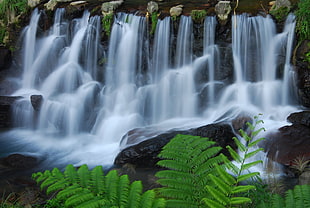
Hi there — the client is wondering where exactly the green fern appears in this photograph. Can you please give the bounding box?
[32,165,165,208]
[203,115,266,207]
[156,134,224,208]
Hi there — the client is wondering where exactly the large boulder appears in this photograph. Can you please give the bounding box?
[263,123,310,166]
[114,123,236,167]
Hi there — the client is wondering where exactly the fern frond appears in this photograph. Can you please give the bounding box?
[271,194,285,208]
[231,185,256,194]
[152,198,166,208]
[202,198,225,208]
[229,196,252,205]
[208,174,231,194]
[90,165,105,195]
[46,178,68,195]
[140,190,155,208]
[65,191,95,207]
[64,164,79,184]
[157,159,192,172]
[77,164,91,188]
[237,172,260,182]
[165,199,198,208]
[191,146,222,166]
[105,170,119,202]
[244,148,264,159]
[157,187,194,200]
[76,198,109,208]
[226,145,241,163]
[250,127,265,138]
[242,160,263,171]
[127,180,142,208]
[233,135,246,151]
[56,184,84,200]
[40,176,59,190]
[205,185,230,206]
[118,174,130,207]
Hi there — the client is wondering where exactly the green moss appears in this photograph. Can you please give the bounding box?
[269,6,290,23]
[190,9,207,24]
[150,12,158,35]
[102,13,114,37]
[295,0,310,41]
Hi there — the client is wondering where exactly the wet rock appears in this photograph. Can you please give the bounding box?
[27,0,47,8]
[170,5,183,18]
[101,0,124,15]
[0,96,22,129]
[30,95,43,111]
[263,124,310,166]
[0,47,12,71]
[45,0,57,10]
[232,116,252,133]
[270,0,291,11]
[1,154,37,169]
[299,171,310,185]
[215,1,231,25]
[115,123,236,167]
[147,1,159,14]
[287,111,310,127]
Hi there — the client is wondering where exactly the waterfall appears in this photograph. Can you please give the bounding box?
[5,10,298,167]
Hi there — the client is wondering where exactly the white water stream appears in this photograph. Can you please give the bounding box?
[1,10,299,169]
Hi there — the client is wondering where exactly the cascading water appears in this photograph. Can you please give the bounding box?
[1,9,299,169]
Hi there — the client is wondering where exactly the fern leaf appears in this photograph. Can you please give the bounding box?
[157,159,192,172]
[118,174,130,207]
[191,146,222,166]
[155,170,193,184]
[152,198,166,208]
[157,178,194,191]
[46,178,68,195]
[77,164,91,188]
[40,176,58,190]
[226,145,241,163]
[229,196,252,205]
[248,137,265,147]
[165,199,197,208]
[105,170,119,202]
[285,189,295,208]
[140,190,155,208]
[208,174,231,195]
[56,184,84,200]
[244,148,264,159]
[250,127,265,138]
[231,185,256,194]
[90,165,105,195]
[76,198,109,208]
[35,170,52,183]
[158,188,194,201]
[205,185,230,206]
[195,155,225,175]
[237,172,260,182]
[271,194,285,208]
[214,165,236,185]
[242,160,262,171]
[202,198,225,208]
[65,191,95,207]
[238,130,252,144]
[64,164,79,184]
[127,180,142,208]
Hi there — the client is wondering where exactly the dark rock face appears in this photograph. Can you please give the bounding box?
[114,123,236,167]
[0,154,38,169]
[30,95,43,111]
[287,111,310,127]
[0,96,22,128]
[263,123,310,165]
[296,40,310,108]
[0,47,12,71]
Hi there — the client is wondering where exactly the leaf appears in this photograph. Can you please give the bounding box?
[237,172,260,182]
[77,164,91,188]
[232,136,246,152]
[64,164,79,184]
[65,191,95,207]
[242,160,263,171]
[231,185,256,194]
[202,198,225,208]
[140,190,155,208]
[127,180,142,208]
[46,178,68,195]
[227,145,241,163]
[244,148,264,159]
[229,196,252,205]
[208,174,231,195]
[90,165,105,195]
[248,137,265,147]
[205,185,229,205]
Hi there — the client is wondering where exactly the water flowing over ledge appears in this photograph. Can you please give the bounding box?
[1,9,299,169]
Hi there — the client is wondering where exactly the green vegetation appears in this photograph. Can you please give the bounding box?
[295,0,310,41]
[32,164,165,207]
[269,6,290,23]
[32,116,310,207]
[102,13,114,37]
[190,10,207,24]
[150,12,158,35]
